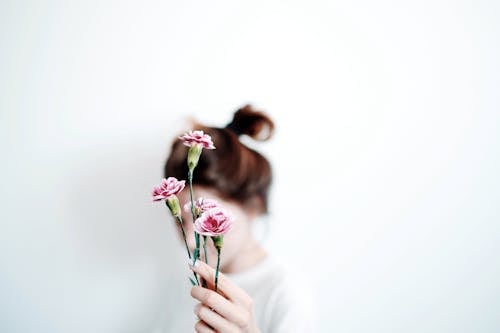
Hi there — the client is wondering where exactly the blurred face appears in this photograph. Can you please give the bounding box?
[176,186,256,273]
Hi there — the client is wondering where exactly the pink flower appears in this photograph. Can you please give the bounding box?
[179,130,215,150]
[152,177,186,202]
[193,208,232,237]
[183,197,220,214]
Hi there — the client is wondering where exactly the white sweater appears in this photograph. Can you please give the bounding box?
[155,256,315,332]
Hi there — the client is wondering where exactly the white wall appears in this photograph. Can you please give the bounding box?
[1,0,499,332]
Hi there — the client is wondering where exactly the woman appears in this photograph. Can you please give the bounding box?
[163,105,314,332]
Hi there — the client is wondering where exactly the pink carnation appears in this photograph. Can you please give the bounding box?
[194,208,232,237]
[152,177,185,202]
[179,130,215,150]
[183,197,220,214]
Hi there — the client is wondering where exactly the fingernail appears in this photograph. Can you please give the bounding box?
[188,258,200,269]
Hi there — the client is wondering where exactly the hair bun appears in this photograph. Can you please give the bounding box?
[225,104,275,141]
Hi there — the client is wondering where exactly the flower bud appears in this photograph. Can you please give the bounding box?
[187,144,203,171]
[166,196,181,218]
[212,235,224,251]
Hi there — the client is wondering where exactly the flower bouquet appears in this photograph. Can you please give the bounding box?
[152,130,231,292]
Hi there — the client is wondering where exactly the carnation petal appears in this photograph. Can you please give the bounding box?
[179,130,215,150]
[151,177,185,202]
[193,208,232,236]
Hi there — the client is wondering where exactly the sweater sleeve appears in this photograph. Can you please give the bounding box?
[261,278,316,333]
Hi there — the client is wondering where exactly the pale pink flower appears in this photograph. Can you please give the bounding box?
[179,130,215,150]
[193,208,232,237]
[183,197,220,214]
[152,177,186,202]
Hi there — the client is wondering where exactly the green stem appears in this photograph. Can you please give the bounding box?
[215,248,221,293]
[175,216,191,259]
[188,169,201,286]
[174,216,199,286]
[203,236,208,264]
[199,236,209,288]
[188,169,200,263]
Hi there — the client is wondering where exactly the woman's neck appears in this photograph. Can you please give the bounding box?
[221,238,268,274]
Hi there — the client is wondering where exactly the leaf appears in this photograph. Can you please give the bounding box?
[189,277,196,286]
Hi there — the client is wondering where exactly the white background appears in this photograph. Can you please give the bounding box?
[1,0,499,332]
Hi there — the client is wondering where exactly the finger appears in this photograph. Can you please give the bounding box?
[191,286,250,328]
[194,303,238,333]
[194,319,214,333]
[189,260,251,306]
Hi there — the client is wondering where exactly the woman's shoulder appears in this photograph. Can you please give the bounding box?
[228,255,316,332]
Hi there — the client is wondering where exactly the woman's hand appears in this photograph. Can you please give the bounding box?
[189,260,260,333]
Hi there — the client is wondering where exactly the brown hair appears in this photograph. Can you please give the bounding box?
[164,105,275,214]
